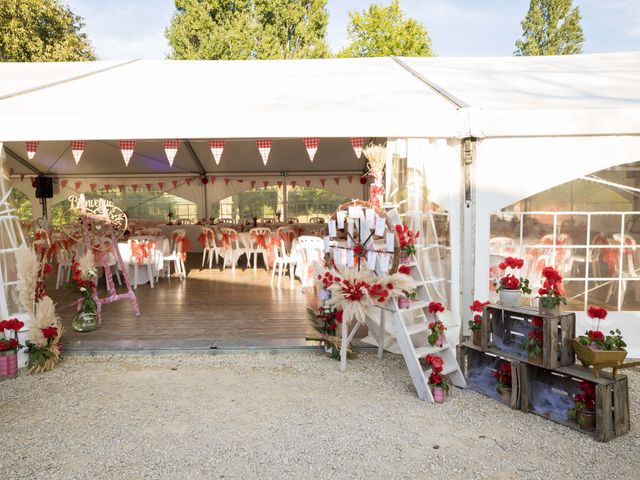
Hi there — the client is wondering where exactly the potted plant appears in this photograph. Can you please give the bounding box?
[395,223,419,264]
[428,319,447,347]
[573,306,627,375]
[492,361,512,403]
[568,380,596,430]
[425,354,449,403]
[305,305,351,359]
[537,266,567,315]
[520,316,544,365]
[398,289,416,309]
[469,300,489,347]
[68,252,99,332]
[0,318,24,379]
[493,257,531,307]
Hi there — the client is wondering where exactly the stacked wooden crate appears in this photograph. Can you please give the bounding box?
[457,304,630,442]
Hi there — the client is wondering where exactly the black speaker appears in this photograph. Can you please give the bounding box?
[34,176,53,199]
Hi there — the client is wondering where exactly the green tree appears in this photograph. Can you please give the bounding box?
[338,0,433,58]
[0,0,95,61]
[515,0,584,56]
[166,0,329,60]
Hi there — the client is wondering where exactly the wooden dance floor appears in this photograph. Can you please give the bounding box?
[48,258,331,351]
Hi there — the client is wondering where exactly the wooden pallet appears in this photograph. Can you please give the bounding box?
[480,304,575,369]
[457,342,521,409]
[520,363,630,442]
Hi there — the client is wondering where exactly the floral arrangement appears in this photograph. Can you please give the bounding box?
[0,318,24,352]
[492,361,512,389]
[427,319,446,347]
[428,301,445,314]
[537,266,567,310]
[425,354,449,393]
[398,264,411,275]
[493,257,531,294]
[69,251,98,316]
[468,300,489,331]
[521,316,544,358]
[568,380,596,420]
[305,305,352,360]
[395,224,419,258]
[577,306,626,351]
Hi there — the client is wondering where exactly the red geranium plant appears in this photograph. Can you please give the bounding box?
[577,306,626,351]
[425,354,449,393]
[0,318,25,353]
[395,223,419,257]
[427,319,446,347]
[521,316,544,359]
[568,380,596,420]
[468,300,489,331]
[537,266,567,311]
[491,361,512,389]
[493,257,531,294]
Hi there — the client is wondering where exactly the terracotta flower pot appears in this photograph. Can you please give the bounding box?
[577,409,596,430]
[497,385,512,404]
[499,289,521,307]
[0,350,18,378]
[528,351,543,366]
[431,386,446,404]
[472,330,482,347]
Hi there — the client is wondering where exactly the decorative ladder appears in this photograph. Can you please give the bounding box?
[383,207,466,402]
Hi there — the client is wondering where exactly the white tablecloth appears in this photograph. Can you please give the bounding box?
[117,236,170,285]
[156,224,204,253]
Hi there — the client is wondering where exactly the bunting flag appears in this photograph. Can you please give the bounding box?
[305,180,311,188]
[119,140,136,166]
[334,177,340,186]
[185,178,191,187]
[290,180,297,189]
[132,184,138,193]
[320,178,326,187]
[8,168,14,176]
[74,181,82,191]
[263,180,270,188]
[60,179,68,189]
[250,180,256,189]
[347,175,353,184]
[31,178,36,188]
[303,137,320,162]
[158,182,164,191]
[277,181,283,188]
[350,137,364,158]
[71,140,86,165]
[118,185,125,193]
[210,176,216,184]
[104,184,111,191]
[256,139,272,166]
[20,174,25,182]
[90,183,97,192]
[224,178,231,186]
[25,141,39,160]
[237,179,243,183]
[171,180,178,189]
[145,183,152,192]
[209,140,225,165]
[163,140,180,167]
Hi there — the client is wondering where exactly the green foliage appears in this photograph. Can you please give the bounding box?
[10,189,33,221]
[166,0,330,59]
[338,0,433,58]
[514,0,584,56]
[0,0,95,61]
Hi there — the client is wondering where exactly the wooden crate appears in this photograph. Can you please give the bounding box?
[457,342,521,409]
[480,304,575,369]
[520,363,630,442]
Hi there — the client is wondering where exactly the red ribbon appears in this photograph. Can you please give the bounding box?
[250,232,269,249]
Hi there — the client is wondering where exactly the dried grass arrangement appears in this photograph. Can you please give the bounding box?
[363,144,387,177]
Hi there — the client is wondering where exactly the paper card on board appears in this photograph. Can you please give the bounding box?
[337,211,346,229]
[379,253,390,272]
[346,249,354,267]
[333,246,341,264]
[375,217,386,236]
[386,233,395,253]
[365,209,375,229]
[367,251,377,270]
[323,236,330,252]
[328,220,337,237]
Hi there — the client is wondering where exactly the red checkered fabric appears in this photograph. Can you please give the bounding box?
[350,137,364,158]
[70,140,86,165]
[25,141,39,160]
[256,139,272,165]
[119,140,136,166]
[303,137,320,162]
[163,140,180,167]
[209,140,225,165]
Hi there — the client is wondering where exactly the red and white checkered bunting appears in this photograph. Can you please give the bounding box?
[350,137,364,158]
[60,179,68,189]
[25,141,39,160]
[250,180,256,189]
[320,178,325,187]
[185,178,191,187]
[209,140,225,165]
[132,184,138,193]
[334,177,340,186]
[303,137,319,162]
[145,183,152,192]
[347,175,353,184]
[263,180,270,188]
[104,184,111,192]
[70,140,86,165]
[224,178,231,186]
[305,180,311,187]
[163,140,180,167]
[90,183,97,192]
[158,182,164,191]
[119,140,136,166]
[118,185,125,193]
[172,180,178,189]
[290,180,297,189]
[256,139,272,166]
[74,181,82,191]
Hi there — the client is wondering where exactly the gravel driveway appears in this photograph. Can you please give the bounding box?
[1,353,638,480]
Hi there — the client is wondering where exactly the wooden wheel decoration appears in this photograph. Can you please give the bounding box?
[327,200,400,274]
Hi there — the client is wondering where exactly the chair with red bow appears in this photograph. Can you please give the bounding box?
[127,238,157,289]
[247,227,272,271]
[276,227,297,252]
[198,227,220,269]
[219,227,248,271]
[271,239,299,288]
[163,229,188,280]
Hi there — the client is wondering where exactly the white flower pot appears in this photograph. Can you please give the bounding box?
[499,289,521,307]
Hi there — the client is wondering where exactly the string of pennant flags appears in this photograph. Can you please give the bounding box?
[21,137,366,167]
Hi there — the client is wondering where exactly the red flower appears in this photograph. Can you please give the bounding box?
[353,245,364,256]
[359,175,367,185]
[574,393,585,404]
[425,354,444,372]
[429,372,442,384]
[498,262,506,270]
[585,399,595,411]
[428,301,445,314]
[395,224,403,233]
[587,330,605,342]
[531,317,543,329]
[587,306,608,320]
[541,266,563,285]
[501,257,524,270]
[538,287,548,296]
[579,380,595,396]
[398,265,411,275]
[501,274,520,290]
[528,330,543,343]
[42,326,58,339]
[335,310,343,323]
[469,300,489,313]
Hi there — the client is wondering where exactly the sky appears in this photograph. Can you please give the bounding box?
[65,0,640,60]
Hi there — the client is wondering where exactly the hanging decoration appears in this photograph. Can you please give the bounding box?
[74,181,82,191]
[277,181,283,188]
[256,139,272,166]
[320,178,326,187]
[25,141,39,160]
[347,175,353,184]
[209,176,216,184]
[20,174,25,182]
[263,180,270,188]
[209,140,225,165]
[104,184,111,192]
[90,183,97,192]
[334,177,340,186]
[119,140,136,167]
[350,137,365,158]
[250,180,256,189]
[171,180,178,189]
[185,178,192,187]
[158,182,164,191]
[118,185,125,193]
[224,178,231,186]
[71,140,86,165]
[60,180,68,189]
[132,184,138,193]
[145,183,152,192]
[163,140,180,167]
[290,180,297,189]
[305,180,311,187]
[303,137,320,162]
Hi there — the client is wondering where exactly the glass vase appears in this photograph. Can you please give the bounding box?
[72,310,99,332]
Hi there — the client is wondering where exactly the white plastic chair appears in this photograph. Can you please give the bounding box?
[55,249,73,289]
[219,227,248,271]
[271,239,299,288]
[247,227,272,271]
[200,227,221,269]
[296,236,325,287]
[163,229,187,280]
[127,239,156,289]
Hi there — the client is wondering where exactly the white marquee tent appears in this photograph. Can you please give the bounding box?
[1,52,640,354]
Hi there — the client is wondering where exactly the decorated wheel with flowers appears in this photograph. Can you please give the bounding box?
[327,200,405,274]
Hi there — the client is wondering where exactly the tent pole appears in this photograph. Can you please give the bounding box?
[460,137,476,343]
[282,174,288,221]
